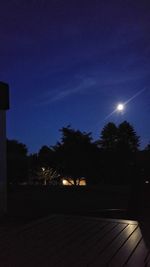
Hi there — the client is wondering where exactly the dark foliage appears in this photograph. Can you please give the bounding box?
[7,139,28,184]
[97,121,140,184]
[7,121,150,186]
[53,126,101,185]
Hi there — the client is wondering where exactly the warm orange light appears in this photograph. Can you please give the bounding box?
[79,179,86,186]
[62,179,68,185]
[62,178,86,186]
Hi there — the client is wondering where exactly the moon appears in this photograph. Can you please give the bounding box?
[116,103,124,111]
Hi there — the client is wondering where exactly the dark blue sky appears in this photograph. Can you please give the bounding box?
[1,0,150,153]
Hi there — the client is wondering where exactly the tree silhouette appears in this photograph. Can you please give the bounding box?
[99,122,118,152]
[28,153,39,183]
[53,126,100,185]
[38,145,55,168]
[117,121,140,152]
[7,139,28,184]
[144,142,150,151]
[117,121,140,184]
[97,121,140,184]
[138,146,150,184]
[7,122,142,186]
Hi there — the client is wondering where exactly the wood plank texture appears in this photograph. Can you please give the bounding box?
[0,215,149,267]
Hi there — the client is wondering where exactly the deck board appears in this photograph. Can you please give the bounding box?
[91,224,137,266]
[126,238,149,267]
[108,226,142,266]
[0,215,149,267]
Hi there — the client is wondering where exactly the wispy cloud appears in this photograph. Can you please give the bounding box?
[36,67,150,107]
[39,77,96,105]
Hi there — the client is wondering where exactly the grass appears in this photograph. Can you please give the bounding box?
[7,185,131,219]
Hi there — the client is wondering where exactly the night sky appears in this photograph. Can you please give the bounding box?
[1,0,150,153]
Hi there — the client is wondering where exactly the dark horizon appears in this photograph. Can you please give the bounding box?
[6,119,149,154]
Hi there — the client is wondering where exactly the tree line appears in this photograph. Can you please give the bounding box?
[7,121,150,186]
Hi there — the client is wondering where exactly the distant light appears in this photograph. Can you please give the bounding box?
[62,179,68,185]
[145,180,149,184]
[117,103,124,111]
[42,167,45,171]
[79,179,86,186]
[62,178,87,186]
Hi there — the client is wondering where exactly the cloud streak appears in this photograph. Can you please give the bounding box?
[39,77,96,105]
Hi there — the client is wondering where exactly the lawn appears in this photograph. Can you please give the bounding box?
[8,185,131,219]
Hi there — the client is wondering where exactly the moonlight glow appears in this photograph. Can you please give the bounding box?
[117,103,124,111]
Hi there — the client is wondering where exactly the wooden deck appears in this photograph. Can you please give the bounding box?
[0,215,150,266]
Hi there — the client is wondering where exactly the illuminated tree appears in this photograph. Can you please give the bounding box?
[36,167,60,185]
